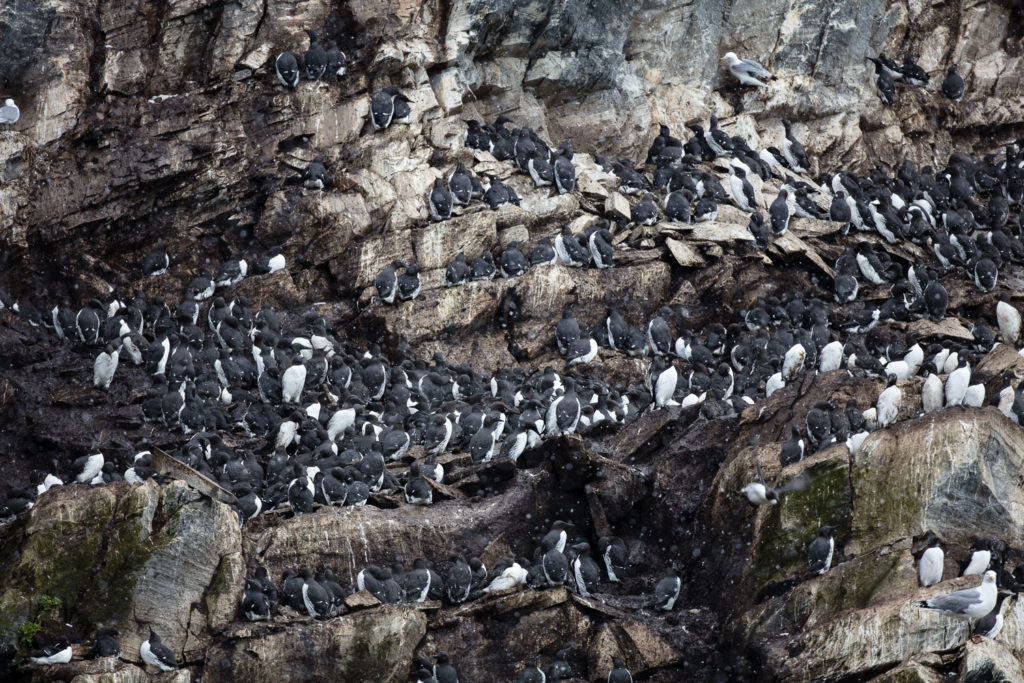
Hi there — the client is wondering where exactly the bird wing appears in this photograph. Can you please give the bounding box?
[775,471,810,495]
[754,458,766,485]
[738,59,773,77]
[926,587,980,613]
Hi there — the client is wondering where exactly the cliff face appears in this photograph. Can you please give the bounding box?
[2,0,1024,681]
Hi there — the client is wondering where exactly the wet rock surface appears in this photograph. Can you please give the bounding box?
[3,0,1024,682]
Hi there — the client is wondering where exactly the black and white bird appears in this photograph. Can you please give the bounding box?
[448,161,474,205]
[28,639,72,665]
[303,155,329,189]
[142,248,169,276]
[653,575,681,610]
[93,628,121,658]
[370,86,412,130]
[599,537,628,583]
[633,193,660,225]
[728,167,757,212]
[429,178,453,221]
[780,119,810,173]
[140,628,178,672]
[326,40,347,77]
[779,426,806,466]
[972,593,1009,640]
[215,257,247,288]
[740,458,808,505]
[553,152,577,194]
[918,536,944,587]
[942,64,964,102]
[375,261,401,304]
[607,656,633,683]
[303,30,327,80]
[769,187,791,235]
[434,652,460,683]
[808,525,836,574]
[93,341,121,389]
[722,51,775,87]
[867,57,895,105]
[919,570,997,621]
[275,52,301,88]
[876,374,902,429]
[899,56,929,86]
[445,252,470,286]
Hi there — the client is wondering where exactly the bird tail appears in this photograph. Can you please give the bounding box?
[917,600,931,609]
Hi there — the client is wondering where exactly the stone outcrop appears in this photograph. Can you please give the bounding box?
[2,0,1024,681]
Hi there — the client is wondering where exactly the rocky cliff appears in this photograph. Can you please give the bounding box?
[3,0,1024,681]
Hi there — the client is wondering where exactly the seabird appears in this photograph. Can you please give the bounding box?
[780,119,810,173]
[899,56,929,85]
[876,374,902,428]
[93,341,121,389]
[303,155,329,189]
[942,65,964,102]
[93,628,121,658]
[769,187,791,235]
[607,656,633,683]
[395,264,419,301]
[779,426,805,466]
[326,40,346,77]
[0,98,20,124]
[922,373,944,412]
[142,247,169,276]
[972,593,1009,640]
[374,261,402,303]
[728,167,757,212]
[722,52,775,87]
[303,30,327,80]
[808,525,836,574]
[866,57,895,105]
[653,575,681,610]
[961,539,998,576]
[28,639,72,665]
[919,536,944,587]
[448,161,474,205]
[741,457,808,505]
[275,52,301,88]
[445,252,470,286]
[434,652,459,683]
[918,570,997,621]
[429,178,453,221]
[140,628,178,672]
[370,86,411,130]
[553,152,577,194]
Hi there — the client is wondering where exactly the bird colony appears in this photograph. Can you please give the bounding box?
[4,26,1024,682]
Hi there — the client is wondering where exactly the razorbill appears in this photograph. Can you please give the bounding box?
[140,628,178,671]
[28,639,72,665]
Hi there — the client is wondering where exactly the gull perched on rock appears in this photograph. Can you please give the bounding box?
[722,52,776,88]
[0,99,19,124]
[918,570,997,621]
